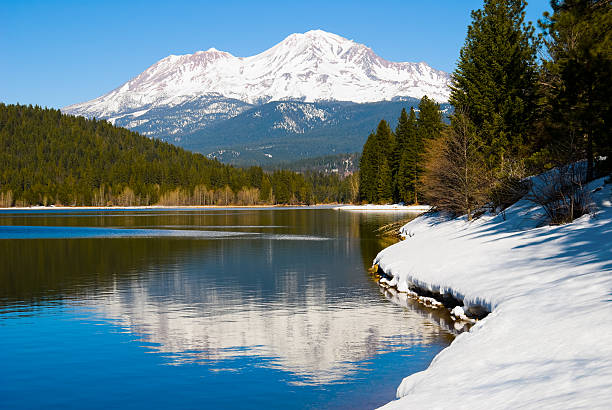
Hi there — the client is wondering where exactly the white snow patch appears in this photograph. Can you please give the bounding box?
[376,177,612,408]
[449,306,473,322]
[418,297,443,308]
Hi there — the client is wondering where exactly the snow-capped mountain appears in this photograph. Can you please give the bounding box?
[64,30,450,124]
[63,30,451,164]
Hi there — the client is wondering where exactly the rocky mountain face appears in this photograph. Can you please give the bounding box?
[180,99,453,166]
[63,30,451,164]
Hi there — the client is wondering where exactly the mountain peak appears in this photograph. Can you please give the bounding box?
[64,30,450,119]
[277,30,358,50]
[303,29,350,41]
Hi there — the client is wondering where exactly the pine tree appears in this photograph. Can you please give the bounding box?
[359,133,378,203]
[393,108,410,181]
[417,96,444,142]
[396,150,413,203]
[395,108,419,203]
[394,108,411,159]
[358,120,395,203]
[375,119,396,160]
[414,96,445,203]
[376,120,396,203]
[393,108,411,202]
[407,108,420,203]
[450,0,539,170]
[539,0,612,179]
[376,158,393,204]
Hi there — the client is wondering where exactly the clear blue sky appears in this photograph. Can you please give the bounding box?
[1,0,551,109]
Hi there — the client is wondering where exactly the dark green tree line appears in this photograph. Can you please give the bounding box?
[0,104,355,207]
[359,120,396,203]
[359,97,445,204]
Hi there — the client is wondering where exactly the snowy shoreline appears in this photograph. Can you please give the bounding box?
[375,268,487,323]
[374,177,612,408]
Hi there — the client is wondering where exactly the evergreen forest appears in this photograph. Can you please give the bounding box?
[0,104,358,207]
[359,96,444,204]
[359,0,610,224]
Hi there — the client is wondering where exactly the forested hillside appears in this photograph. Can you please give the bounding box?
[0,104,356,207]
[180,99,451,166]
[261,153,360,175]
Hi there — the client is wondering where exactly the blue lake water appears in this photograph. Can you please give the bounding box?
[0,208,454,409]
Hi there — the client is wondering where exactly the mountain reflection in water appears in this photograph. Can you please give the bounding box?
[0,208,454,408]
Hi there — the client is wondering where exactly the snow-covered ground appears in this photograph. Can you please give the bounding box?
[335,204,431,212]
[374,177,612,409]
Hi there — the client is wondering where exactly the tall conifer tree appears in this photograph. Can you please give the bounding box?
[417,96,444,142]
[377,158,393,203]
[394,108,411,170]
[358,120,395,203]
[539,0,612,179]
[374,120,396,203]
[450,0,539,170]
[375,119,396,160]
[359,132,378,203]
[396,107,419,203]
[393,108,411,202]
[397,150,413,204]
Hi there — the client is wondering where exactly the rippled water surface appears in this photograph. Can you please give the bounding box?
[0,208,454,409]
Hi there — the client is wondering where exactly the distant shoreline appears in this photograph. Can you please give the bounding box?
[334,204,431,212]
[0,204,431,212]
[0,204,339,211]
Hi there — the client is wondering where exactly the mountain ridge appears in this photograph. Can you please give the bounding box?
[177,99,452,166]
[64,30,450,122]
[62,30,451,165]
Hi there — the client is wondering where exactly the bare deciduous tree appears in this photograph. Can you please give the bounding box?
[527,162,593,224]
[0,190,13,208]
[422,112,490,220]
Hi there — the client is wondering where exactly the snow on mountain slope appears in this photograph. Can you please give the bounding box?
[108,95,253,137]
[175,99,442,165]
[63,30,451,122]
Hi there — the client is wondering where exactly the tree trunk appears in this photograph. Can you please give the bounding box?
[586,132,593,181]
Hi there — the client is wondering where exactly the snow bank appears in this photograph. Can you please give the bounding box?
[375,177,612,409]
